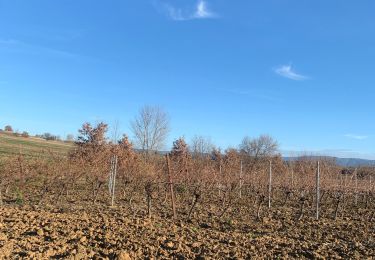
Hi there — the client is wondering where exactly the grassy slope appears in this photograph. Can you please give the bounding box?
[0,132,74,157]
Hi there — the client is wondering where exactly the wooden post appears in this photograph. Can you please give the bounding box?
[147,194,152,217]
[185,153,189,183]
[316,161,320,220]
[219,164,222,197]
[166,154,177,219]
[111,155,118,207]
[268,160,272,209]
[291,167,294,190]
[370,176,372,192]
[108,155,118,207]
[239,160,243,199]
[354,168,358,206]
[340,171,343,189]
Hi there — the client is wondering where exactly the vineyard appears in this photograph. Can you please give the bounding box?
[0,123,374,259]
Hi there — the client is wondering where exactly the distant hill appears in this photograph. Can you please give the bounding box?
[0,131,74,157]
[284,156,375,167]
[334,157,375,167]
[1,132,374,167]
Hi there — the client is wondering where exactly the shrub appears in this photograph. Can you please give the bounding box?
[4,125,13,132]
[41,133,60,141]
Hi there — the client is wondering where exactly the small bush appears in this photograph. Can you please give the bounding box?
[4,125,13,132]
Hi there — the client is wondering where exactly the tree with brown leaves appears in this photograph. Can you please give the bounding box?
[71,122,111,204]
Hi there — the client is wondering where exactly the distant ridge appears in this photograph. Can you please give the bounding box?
[334,157,375,167]
[284,156,375,167]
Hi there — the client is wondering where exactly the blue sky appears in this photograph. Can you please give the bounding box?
[0,0,374,159]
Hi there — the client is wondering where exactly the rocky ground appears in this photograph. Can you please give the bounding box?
[0,201,374,259]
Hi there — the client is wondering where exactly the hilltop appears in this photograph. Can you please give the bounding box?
[0,131,74,157]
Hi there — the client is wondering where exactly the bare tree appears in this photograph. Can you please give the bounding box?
[111,120,121,144]
[130,106,170,155]
[239,134,279,175]
[240,134,278,158]
[190,135,215,159]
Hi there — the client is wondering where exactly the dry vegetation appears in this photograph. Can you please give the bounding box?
[0,120,374,259]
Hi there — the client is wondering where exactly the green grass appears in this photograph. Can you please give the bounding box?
[0,132,74,157]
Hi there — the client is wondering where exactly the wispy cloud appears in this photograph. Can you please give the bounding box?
[0,38,79,59]
[162,0,217,21]
[344,134,368,140]
[164,4,185,21]
[225,88,282,102]
[194,0,215,19]
[275,65,308,81]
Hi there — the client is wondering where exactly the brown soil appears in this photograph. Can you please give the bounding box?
[0,199,374,259]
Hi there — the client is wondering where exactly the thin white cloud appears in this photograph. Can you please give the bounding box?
[0,38,78,58]
[194,0,215,19]
[275,65,308,81]
[162,0,217,21]
[164,4,186,21]
[0,38,92,61]
[344,134,368,140]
